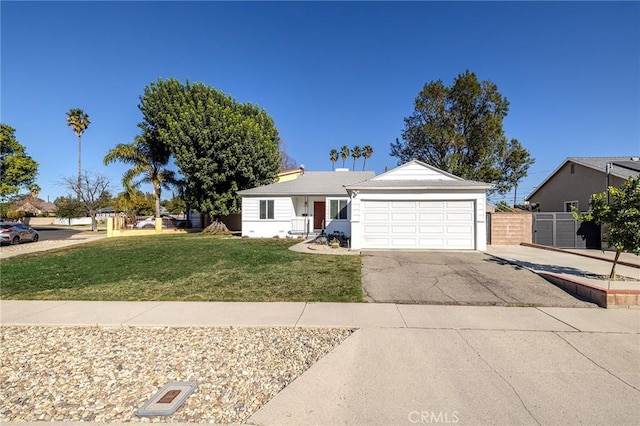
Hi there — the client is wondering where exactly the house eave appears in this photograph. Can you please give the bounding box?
[346,185,491,191]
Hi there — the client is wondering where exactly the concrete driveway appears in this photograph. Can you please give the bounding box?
[361,251,595,307]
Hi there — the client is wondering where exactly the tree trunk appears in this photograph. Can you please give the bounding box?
[609,249,622,280]
[90,211,98,232]
[77,135,82,194]
[203,219,231,234]
[153,183,161,218]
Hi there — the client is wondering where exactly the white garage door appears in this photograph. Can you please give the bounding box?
[361,200,475,249]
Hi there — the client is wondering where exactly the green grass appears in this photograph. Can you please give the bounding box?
[0,235,363,302]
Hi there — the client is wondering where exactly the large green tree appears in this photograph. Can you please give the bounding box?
[137,78,281,217]
[113,190,155,217]
[54,196,86,225]
[104,134,177,218]
[0,124,39,200]
[573,176,640,280]
[390,70,534,194]
[66,108,91,192]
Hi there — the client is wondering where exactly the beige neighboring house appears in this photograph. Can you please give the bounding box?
[526,157,640,212]
[11,196,57,216]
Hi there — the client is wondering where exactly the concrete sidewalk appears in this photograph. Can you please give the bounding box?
[2,300,639,332]
[2,301,639,425]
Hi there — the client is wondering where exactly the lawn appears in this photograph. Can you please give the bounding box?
[0,235,363,302]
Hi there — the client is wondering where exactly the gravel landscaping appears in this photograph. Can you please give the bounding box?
[1,325,353,423]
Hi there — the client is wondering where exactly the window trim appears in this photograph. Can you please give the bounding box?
[328,198,349,221]
[564,200,578,212]
[259,199,275,220]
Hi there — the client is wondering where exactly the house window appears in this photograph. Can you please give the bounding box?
[330,199,348,220]
[259,200,274,219]
[570,164,575,174]
[564,201,578,212]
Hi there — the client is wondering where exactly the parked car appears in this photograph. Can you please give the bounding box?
[0,223,40,245]
[135,216,192,229]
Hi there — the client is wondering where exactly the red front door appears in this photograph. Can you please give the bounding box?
[313,201,326,230]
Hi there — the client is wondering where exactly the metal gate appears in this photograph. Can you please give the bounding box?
[532,213,601,249]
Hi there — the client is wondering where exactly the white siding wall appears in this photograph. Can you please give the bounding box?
[350,190,487,250]
[374,163,456,181]
[241,197,294,238]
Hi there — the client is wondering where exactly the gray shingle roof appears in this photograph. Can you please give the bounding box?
[238,171,376,196]
[569,157,640,180]
[526,156,640,200]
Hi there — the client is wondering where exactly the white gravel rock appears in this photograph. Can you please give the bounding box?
[1,325,353,423]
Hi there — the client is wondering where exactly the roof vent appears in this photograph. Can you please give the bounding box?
[335,168,349,172]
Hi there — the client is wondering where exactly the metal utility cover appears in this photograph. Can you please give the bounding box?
[137,381,197,417]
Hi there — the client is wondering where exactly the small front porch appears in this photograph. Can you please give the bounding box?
[289,196,328,236]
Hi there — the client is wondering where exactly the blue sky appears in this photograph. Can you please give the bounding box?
[2,1,639,205]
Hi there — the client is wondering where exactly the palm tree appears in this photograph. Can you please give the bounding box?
[329,149,339,171]
[340,145,350,168]
[66,108,91,193]
[351,145,362,171]
[362,145,374,170]
[104,134,177,218]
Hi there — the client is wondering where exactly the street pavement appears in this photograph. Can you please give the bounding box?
[0,232,106,259]
[2,301,639,425]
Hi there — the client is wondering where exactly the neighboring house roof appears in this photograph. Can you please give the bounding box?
[239,171,376,196]
[526,156,640,200]
[11,197,57,214]
[275,168,304,183]
[345,159,492,191]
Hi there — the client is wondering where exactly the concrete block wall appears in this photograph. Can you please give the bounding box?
[490,212,532,245]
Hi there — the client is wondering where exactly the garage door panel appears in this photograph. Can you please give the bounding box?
[364,224,390,234]
[391,225,417,234]
[362,200,475,250]
[391,238,418,248]
[391,212,417,221]
[418,238,446,248]
[446,200,473,209]
[419,225,444,234]
[419,213,445,221]
[446,225,474,234]
[418,201,445,209]
[445,238,475,247]
[364,212,389,221]
[446,212,473,221]
[364,201,389,209]
[391,201,416,209]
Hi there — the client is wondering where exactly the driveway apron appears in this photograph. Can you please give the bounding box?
[361,251,594,307]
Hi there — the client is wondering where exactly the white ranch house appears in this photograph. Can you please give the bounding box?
[239,160,491,250]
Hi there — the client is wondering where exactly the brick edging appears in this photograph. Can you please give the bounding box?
[539,272,640,308]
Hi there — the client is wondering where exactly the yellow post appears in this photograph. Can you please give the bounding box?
[107,217,114,238]
[155,217,162,233]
